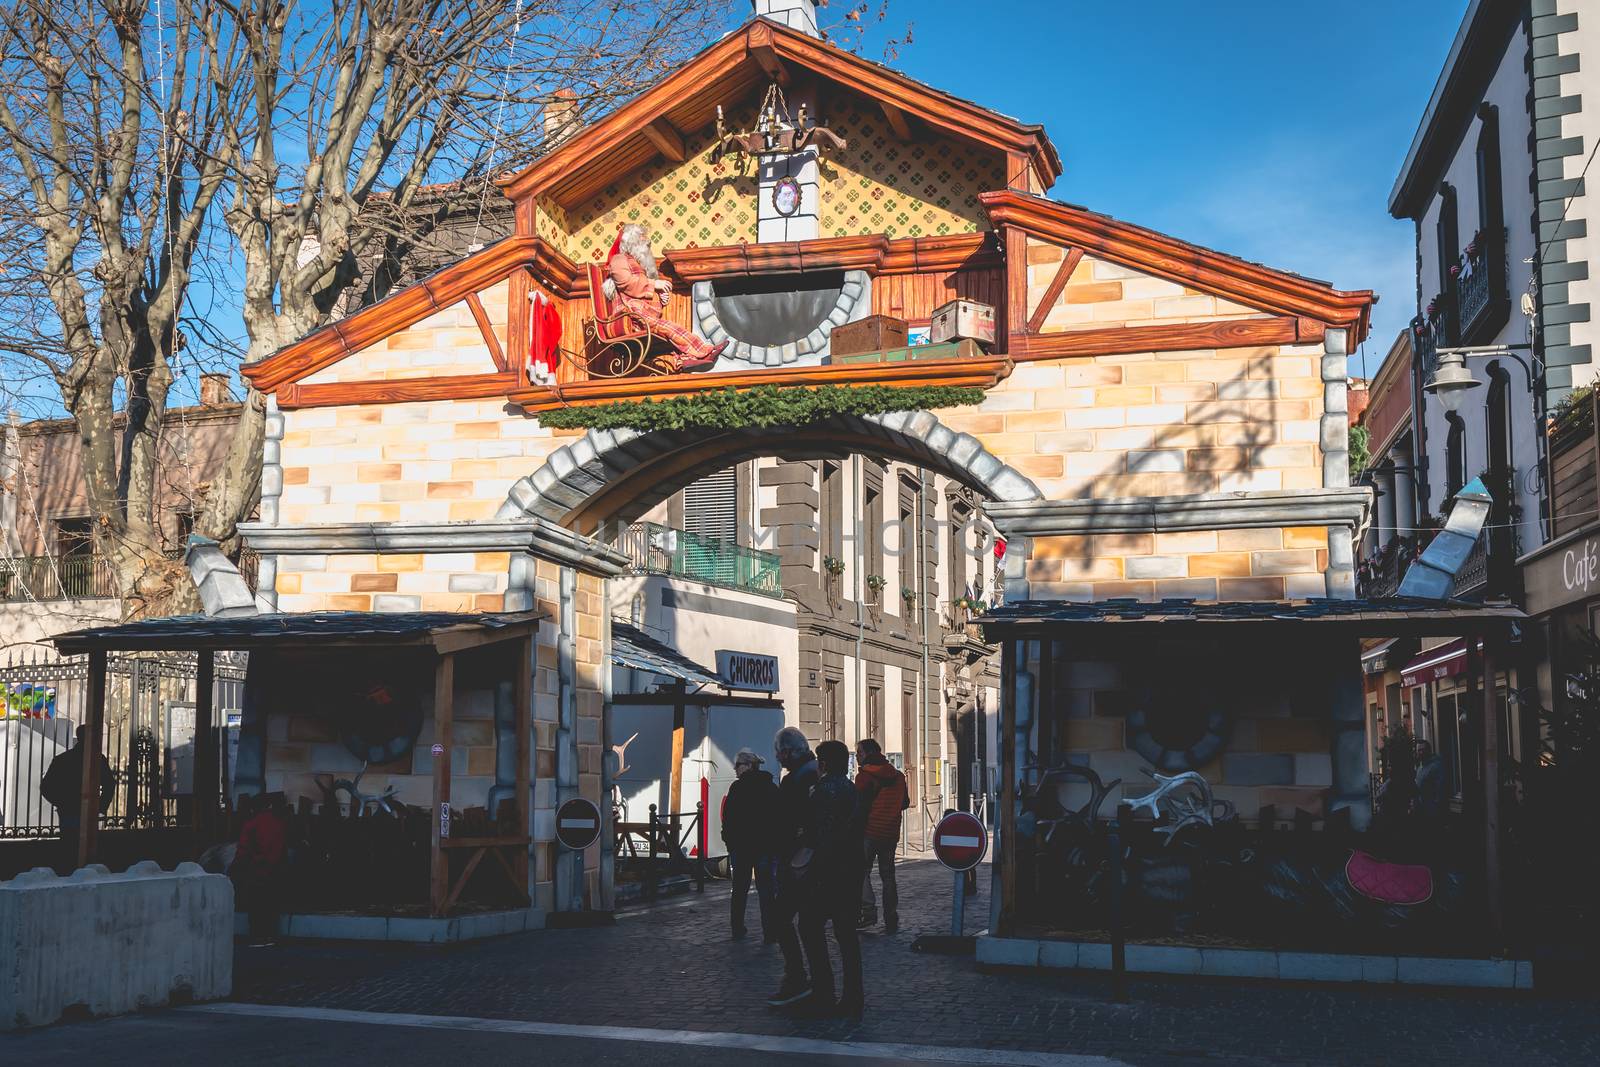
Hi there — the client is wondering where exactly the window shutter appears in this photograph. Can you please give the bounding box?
[683,469,737,544]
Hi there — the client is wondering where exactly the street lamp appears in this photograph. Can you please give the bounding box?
[1423,343,1541,412]
[1422,348,1481,414]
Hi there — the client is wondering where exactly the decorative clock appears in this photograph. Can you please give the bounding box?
[772,176,802,218]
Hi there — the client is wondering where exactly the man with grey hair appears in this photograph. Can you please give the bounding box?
[722,748,778,941]
[765,725,821,1008]
[604,223,726,371]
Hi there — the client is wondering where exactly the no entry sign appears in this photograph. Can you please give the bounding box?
[932,811,987,872]
[555,797,602,851]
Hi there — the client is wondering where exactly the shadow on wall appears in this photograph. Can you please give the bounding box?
[1034,352,1287,602]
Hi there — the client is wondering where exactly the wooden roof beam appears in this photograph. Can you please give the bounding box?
[751,41,789,86]
[643,118,687,163]
[880,101,914,142]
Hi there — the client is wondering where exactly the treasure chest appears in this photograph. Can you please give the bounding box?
[930,299,996,346]
[829,314,908,358]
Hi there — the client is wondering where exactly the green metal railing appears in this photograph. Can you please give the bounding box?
[618,522,783,599]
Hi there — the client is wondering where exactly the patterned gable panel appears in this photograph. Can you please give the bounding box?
[819,100,1006,240]
[564,103,762,261]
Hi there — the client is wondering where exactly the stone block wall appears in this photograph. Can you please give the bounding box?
[1026,245,1271,333]
[1036,642,1349,826]
[1023,527,1330,603]
[938,337,1328,503]
[273,550,514,614]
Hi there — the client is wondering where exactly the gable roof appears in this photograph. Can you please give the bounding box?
[981,190,1376,341]
[240,235,578,392]
[498,17,1061,211]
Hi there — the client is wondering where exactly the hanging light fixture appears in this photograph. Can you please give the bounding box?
[1423,348,1482,414]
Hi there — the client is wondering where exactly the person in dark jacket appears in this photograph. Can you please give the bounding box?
[798,739,866,1018]
[722,748,779,942]
[41,725,114,872]
[766,726,822,1009]
[854,738,908,932]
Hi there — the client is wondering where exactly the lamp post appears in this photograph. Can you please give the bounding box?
[1423,344,1541,408]
[1421,341,1550,547]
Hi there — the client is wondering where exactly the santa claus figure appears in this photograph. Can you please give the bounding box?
[605,224,726,371]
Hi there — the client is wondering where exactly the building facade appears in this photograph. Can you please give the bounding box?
[0,377,248,649]
[236,2,1375,916]
[1377,0,1600,795]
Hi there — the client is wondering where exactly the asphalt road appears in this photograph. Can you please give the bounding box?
[4,1006,1127,1067]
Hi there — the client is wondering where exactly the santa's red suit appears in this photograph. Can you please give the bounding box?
[606,230,724,369]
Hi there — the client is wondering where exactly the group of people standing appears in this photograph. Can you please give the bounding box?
[720,727,908,1021]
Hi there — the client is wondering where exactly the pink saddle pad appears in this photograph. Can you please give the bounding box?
[1346,850,1433,906]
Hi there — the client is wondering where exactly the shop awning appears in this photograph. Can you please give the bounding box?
[610,622,723,688]
[1361,637,1418,676]
[1362,639,1397,675]
[1400,638,1484,688]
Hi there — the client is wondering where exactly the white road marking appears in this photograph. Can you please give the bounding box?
[190,1003,1130,1066]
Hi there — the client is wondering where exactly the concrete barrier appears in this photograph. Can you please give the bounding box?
[0,861,233,1029]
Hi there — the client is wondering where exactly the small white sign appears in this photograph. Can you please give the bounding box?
[716,650,780,693]
[431,743,444,757]
[440,802,451,839]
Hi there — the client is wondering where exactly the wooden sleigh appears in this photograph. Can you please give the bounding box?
[581,264,683,379]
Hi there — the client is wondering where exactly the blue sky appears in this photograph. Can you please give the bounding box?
[861,0,1470,377]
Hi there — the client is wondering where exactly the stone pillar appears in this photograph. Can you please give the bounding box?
[555,566,580,910]
[1374,464,1397,553]
[255,397,285,611]
[1328,636,1371,830]
[757,144,819,243]
[1392,443,1417,537]
[1320,329,1358,598]
[752,0,819,36]
[1320,328,1351,489]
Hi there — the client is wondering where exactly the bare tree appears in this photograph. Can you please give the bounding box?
[0,0,736,617]
[0,0,241,617]
[202,0,743,568]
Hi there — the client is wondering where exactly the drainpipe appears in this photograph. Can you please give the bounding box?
[600,607,615,910]
[854,455,865,744]
[917,470,933,849]
[486,680,516,819]
[557,566,579,910]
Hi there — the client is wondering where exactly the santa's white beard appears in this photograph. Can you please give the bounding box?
[618,229,658,279]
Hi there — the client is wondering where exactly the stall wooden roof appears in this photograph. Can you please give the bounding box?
[980,598,1523,639]
[53,610,547,655]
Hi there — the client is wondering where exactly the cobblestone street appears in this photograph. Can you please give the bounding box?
[223,855,1600,1065]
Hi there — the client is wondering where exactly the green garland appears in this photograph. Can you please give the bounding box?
[539,384,986,432]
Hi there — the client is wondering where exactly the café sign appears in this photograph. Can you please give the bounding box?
[716,650,779,693]
[1524,533,1600,615]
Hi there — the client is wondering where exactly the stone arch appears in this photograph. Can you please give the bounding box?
[496,410,1043,533]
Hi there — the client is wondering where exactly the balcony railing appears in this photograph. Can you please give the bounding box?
[0,555,116,602]
[1357,529,1491,601]
[1451,532,1489,599]
[617,522,783,599]
[1453,228,1509,345]
[1357,536,1415,599]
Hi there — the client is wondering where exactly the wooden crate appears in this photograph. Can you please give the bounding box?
[831,339,983,365]
[830,314,908,357]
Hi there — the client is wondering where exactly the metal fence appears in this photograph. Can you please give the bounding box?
[0,555,117,601]
[617,522,783,599]
[0,648,246,837]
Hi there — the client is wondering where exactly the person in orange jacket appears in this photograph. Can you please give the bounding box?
[853,738,908,933]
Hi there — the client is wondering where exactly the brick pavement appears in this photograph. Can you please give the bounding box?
[234,854,1600,1065]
